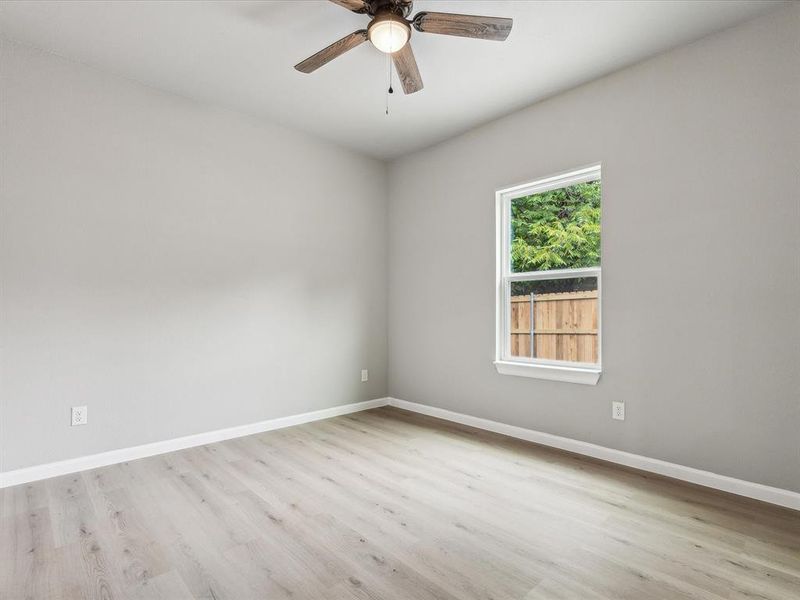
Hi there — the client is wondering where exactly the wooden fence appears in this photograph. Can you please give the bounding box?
[510,290,599,363]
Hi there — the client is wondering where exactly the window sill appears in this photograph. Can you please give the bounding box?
[494,360,601,385]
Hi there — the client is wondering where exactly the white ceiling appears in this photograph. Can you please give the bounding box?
[0,0,786,159]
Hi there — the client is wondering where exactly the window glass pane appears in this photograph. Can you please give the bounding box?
[509,277,598,364]
[510,180,601,272]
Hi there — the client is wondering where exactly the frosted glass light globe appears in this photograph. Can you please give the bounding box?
[368,15,410,54]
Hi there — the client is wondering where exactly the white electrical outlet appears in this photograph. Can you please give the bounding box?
[361,369,369,382]
[612,401,625,421]
[71,405,88,426]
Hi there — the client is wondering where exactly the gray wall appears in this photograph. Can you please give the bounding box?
[2,6,798,491]
[387,7,800,492]
[0,39,388,471]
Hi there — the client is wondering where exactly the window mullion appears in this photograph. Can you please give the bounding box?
[507,267,600,282]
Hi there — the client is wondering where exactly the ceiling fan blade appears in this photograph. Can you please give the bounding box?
[392,43,423,95]
[295,30,368,74]
[413,12,513,41]
[328,0,367,12]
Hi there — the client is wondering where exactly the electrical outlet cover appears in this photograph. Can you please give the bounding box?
[361,369,369,382]
[71,405,88,426]
[612,401,625,421]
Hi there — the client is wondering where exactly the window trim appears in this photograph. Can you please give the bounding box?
[494,164,602,385]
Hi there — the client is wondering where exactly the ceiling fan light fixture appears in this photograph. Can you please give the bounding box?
[367,12,410,54]
[295,1,513,96]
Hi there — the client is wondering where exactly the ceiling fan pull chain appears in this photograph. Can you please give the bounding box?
[389,51,394,94]
[385,52,393,115]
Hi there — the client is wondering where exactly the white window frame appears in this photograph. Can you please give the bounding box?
[494,164,602,385]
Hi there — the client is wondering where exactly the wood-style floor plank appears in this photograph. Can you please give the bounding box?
[1,406,798,599]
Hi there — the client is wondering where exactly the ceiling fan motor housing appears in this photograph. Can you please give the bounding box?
[364,0,414,18]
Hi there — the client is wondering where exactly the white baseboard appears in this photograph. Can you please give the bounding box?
[5,396,798,511]
[387,398,800,511]
[0,398,390,489]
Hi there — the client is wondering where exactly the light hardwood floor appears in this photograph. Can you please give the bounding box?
[1,406,799,599]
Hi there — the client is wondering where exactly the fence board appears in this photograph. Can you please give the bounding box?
[509,292,598,363]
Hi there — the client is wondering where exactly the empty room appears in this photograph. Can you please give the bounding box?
[1,1,798,598]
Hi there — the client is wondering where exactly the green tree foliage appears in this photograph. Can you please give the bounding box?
[511,181,601,273]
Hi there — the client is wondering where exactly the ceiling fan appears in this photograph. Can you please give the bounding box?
[294,0,513,94]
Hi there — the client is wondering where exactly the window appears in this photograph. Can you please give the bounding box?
[495,165,601,385]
